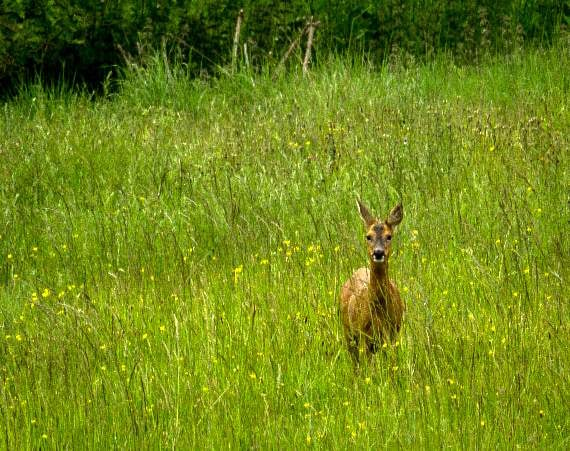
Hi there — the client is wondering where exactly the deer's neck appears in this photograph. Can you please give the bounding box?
[369,263,391,305]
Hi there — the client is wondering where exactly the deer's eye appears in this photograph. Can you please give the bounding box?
[386,234,392,242]
[366,235,372,241]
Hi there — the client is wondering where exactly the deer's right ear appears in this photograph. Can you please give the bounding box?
[386,203,403,227]
[357,199,375,227]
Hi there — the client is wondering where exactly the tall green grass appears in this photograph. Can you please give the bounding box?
[1,45,568,448]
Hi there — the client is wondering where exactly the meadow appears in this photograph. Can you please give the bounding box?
[1,44,568,448]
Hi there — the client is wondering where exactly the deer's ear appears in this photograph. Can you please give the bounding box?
[357,199,375,227]
[386,203,403,227]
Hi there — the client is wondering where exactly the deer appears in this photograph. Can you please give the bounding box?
[339,200,405,364]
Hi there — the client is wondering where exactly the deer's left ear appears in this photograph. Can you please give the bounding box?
[357,199,375,228]
[386,203,403,227]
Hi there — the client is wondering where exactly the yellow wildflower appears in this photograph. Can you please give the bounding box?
[233,265,243,284]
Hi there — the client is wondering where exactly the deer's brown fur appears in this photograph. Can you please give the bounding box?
[340,200,405,363]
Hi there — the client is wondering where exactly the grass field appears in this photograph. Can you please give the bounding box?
[1,44,569,448]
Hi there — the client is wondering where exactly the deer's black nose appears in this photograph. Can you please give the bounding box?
[372,249,385,262]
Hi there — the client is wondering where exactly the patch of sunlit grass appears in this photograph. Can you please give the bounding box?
[0,44,568,448]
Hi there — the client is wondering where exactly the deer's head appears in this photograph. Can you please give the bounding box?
[357,200,403,265]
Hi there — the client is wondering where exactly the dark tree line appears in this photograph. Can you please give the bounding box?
[0,0,567,91]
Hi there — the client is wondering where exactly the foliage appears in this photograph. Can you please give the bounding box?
[0,44,568,448]
[0,0,568,91]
